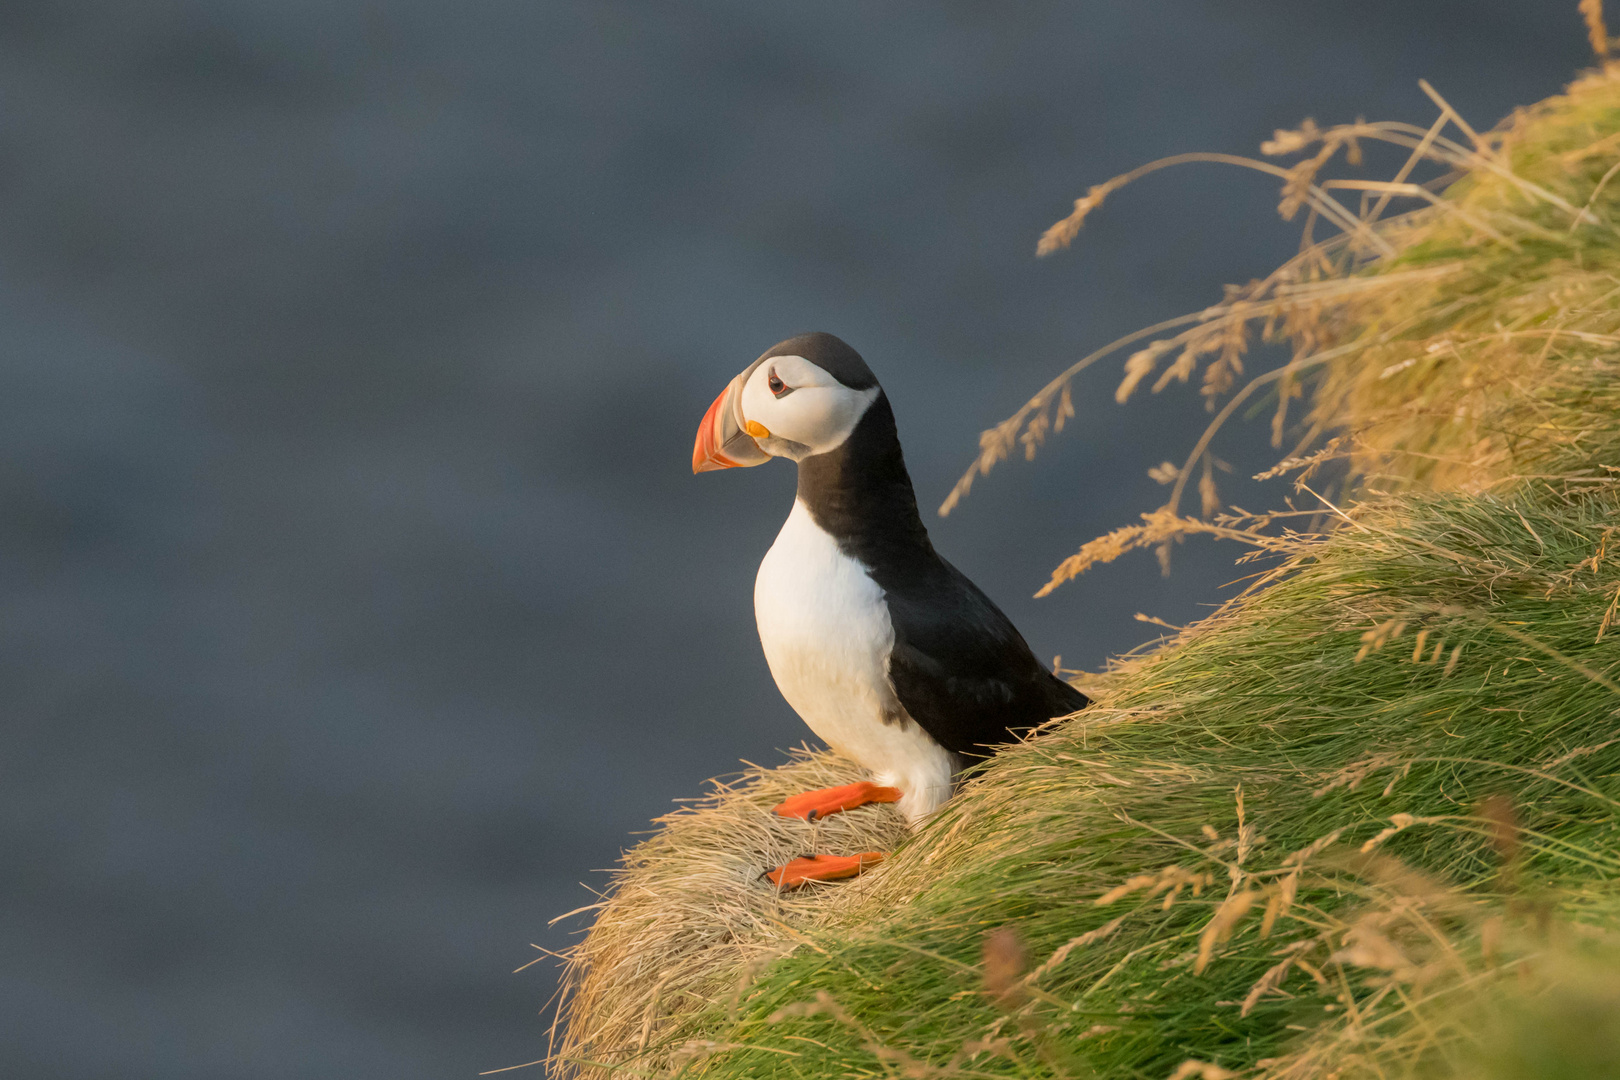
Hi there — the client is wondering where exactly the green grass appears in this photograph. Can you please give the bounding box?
[554,53,1620,1080]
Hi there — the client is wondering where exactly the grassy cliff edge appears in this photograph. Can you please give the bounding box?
[553,61,1620,1080]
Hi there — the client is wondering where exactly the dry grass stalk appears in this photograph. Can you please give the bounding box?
[1583,0,1611,59]
[981,927,1029,1009]
[1242,940,1317,1017]
[1259,872,1298,937]
[1542,738,1620,771]
[1167,1062,1237,1080]
[1357,812,1445,854]
[950,68,1620,592]
[1023,915,1128,986]
[1597,580,1620,641]
[1194,889,1259,974]
[1035,507,1303,595]
[1095,864,1211,907]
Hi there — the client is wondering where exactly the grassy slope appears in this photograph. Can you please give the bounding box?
[557,68,1620,1080]
[713,493,1620,1078]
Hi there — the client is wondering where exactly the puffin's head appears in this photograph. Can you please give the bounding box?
[692,332,881,473]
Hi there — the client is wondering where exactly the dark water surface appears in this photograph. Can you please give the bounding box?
[0,3,1586,1076]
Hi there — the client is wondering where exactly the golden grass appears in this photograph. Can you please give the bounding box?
[545,749,912,1076]
[967,68,1620,597]
[1584,0,1611,61]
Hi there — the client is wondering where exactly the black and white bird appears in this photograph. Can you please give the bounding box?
[693,333,1088,886]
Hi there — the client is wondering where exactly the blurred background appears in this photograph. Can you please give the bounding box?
[0,3,1589,1077]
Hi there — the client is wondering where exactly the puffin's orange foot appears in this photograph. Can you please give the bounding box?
[764,852,885,889]
[772,781,902,822]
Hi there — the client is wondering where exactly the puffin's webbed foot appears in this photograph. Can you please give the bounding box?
[764,852,885,889]
[772,780,902,822]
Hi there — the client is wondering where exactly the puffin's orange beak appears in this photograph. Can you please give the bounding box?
[692,368,770,473]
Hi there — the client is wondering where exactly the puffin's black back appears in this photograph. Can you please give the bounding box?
[793,344,1089,757]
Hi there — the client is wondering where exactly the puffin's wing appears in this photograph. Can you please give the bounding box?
[883,561,1088,759]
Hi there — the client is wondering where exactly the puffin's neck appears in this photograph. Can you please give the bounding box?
[794,393,936,577]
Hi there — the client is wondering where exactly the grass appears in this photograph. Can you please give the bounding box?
[548,26,1620,1080]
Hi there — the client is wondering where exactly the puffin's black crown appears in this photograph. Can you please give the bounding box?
[761,332,879,392]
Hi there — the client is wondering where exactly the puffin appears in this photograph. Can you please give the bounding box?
[693,333,1088,887]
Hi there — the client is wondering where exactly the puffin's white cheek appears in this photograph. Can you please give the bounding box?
[741,388,817,446]
[792,397,846,450]
[784,390,873,454]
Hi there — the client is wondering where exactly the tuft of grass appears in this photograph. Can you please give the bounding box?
[543,749,910,1076]
[550,40,1620,1080]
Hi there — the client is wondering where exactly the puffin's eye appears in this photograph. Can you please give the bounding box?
[767,370,792,398]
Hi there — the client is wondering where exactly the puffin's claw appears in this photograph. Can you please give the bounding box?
[764,852,885,889]
[772,781,902,821]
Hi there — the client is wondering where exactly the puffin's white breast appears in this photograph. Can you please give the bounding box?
[753,499,954,821]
